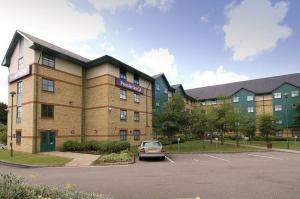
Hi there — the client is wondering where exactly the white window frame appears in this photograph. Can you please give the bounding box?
[291,90,299,97]
[120,109,127,120]
[156,84,160,91]
[233,96,239,103]
[120,89,127,100]
[247,107,254,113]
[247,95,254,101]
[211,100,217,105]
[156,102,160,107]
[274,92,281,99]
[276,120,283,124]
[133,112,140,121]
[134,93,140,103]
[274,105,282,112]
[164,88,168,94]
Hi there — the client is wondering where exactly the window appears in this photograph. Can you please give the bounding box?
[164,88,168,94]
[274,92,281,99]
[247,95,254,101]
[16,131,21,144]
[42,79,54,92]
[274,105,282,112]
[18,57,24,70]
[120,69,126,80]
[276,131,283,137]
[234,108,240,113]
[134,93,140,103]
[41,104,54,118]
[233,96,239,103]
[276,120,283,124]
[211,100,217,105]
[42,53,55,67]
[18,38,24,70]
[156,102,160,107]
[17,81,23,94]
[119,130,127,141]
[120,89,127,100]
[133,130,140,141]
[247,107,254,113]
[16,106,22,123]
[134,74,139,85]
[201,101,206,106]
[156,84,160,91]
[291,90,299,97]
[120,109,127,120]
[134,112,140,121]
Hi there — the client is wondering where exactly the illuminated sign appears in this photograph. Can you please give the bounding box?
[115,78,144,94]
[9,65,32,83]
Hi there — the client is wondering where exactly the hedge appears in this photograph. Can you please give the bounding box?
[0,173,111,199]
[62,140,130,154]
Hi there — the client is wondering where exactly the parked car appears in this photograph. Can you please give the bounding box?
[138,140,165,160]
[0,144,7,150]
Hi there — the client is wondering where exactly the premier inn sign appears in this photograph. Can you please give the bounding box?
[9,65,32,83]
[115,78,144,94]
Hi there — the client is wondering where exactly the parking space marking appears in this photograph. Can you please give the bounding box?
[203,154,229,162]
[166,156,175,164]
[246,153,283,160]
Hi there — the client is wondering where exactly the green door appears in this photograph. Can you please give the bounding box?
[40,132,56,152]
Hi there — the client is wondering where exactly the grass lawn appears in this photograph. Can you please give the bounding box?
[0,150,71,166]
[247,140,300,150]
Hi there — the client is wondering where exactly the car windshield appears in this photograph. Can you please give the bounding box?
[143,141,161,147]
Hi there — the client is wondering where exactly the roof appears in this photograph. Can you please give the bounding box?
[171,84,196,101]
[2,30,153,81]
[152,73,175,91]
[186,73,300,100]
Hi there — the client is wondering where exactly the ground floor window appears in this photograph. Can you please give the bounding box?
[16,131,21,144]
[41,104,54,118]
[276,131,283,137]
[133,130,141,141]
[120,130,127,141]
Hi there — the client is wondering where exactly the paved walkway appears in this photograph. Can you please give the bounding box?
[42,151,100,167]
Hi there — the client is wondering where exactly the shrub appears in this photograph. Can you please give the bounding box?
[62,140,83,152]
[0,173,111,199]
[95,150,133,164]
[158,137,172,145]
[0,124,7,144]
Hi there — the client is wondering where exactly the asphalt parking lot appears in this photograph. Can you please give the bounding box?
[1,151,300,199]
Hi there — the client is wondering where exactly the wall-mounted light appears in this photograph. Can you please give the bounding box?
[94,130,98,134]
[70,130,75,134]
[69,101,73,105]
[108,107,112,112]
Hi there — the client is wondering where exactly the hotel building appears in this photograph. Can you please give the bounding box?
[3,31,153,153]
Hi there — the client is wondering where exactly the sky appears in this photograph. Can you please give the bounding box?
[0,0,299,103]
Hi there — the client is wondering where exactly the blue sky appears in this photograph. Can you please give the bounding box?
[0,0,299,103]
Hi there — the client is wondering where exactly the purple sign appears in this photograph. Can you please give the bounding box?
[9,65,32,83]
[115,78,144,94]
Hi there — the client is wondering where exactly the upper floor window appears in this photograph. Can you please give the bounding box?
[156,102,160,107]
[247,95,254,101]
[274,92,281,99]
[233,96,239,103]
[274,105,282,112]
[42,53,55,68]
[133,130,140,141]
[119,130,127,141]
[276,120,283,124]
[19,38,24,58]
[156,84,160,91]
[120,89,127,100]
[41,104,54,118]
[18,57,24,70]
[17,81,23,94]
[211,100,217,105]
[120,69,126,80]
[134,74,139,85]
[291,90,299,97]
[42,79,54,92]
[164,88,168,94]
[134,112,140,121]
[201,101,206,106]
[16,106,22,123]
[247,107,254,113]
[120,109,127,120]
[134,93,140,103]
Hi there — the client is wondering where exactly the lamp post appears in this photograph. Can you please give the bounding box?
[9,91,16,157]
[283,93,289,149]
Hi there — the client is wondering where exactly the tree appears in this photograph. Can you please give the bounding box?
[0,124,7,144]
[158,93,190,138]
[0,103,8,125]
[258,114,281,144]
[239,115,256,142]
[190,107,208,148]
[294,100,300,125]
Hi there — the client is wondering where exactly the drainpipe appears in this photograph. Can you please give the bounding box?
[81,66,86,143]
[33,48,43,153]
[145,81,151,138]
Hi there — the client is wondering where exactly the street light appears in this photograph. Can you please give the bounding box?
[283,93,289,149]
[9,91,16,157]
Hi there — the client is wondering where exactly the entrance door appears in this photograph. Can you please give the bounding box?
[40,132,56,152]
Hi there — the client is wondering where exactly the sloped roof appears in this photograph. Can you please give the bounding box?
[152,73,175,91]
[171,84,196,101]
[186,73,300,100]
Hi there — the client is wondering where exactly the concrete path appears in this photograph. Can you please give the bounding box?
[41,151,100,167]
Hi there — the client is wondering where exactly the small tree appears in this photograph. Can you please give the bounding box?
[0,103,7,125]
[0,124,7,144]
[239,115,256,142]
[294,101,300,125]
[190,107,208,148]
[258,114,281,144]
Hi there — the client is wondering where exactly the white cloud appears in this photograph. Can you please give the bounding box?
[223,0,292,61]
[0,0,107,103]
[200,15,209,23]
[130,48,178,82]
[137,0,173,12]
[188,66,249,88]
[88,0,139,13]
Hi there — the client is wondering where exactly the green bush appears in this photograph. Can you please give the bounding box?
[0,124,7,144]
[95,150,133,164]
[62,140,130,154]
[62,140,83,152]
[157,137,172,145]
[0,173,111,199]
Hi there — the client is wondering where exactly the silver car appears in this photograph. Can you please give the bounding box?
[138,141,165,160]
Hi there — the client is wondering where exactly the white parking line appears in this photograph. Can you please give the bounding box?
[166,156,175,164]
[203,154,229,162]
[246,153,283,160]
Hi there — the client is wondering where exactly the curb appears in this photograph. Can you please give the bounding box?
[0,160,50,168]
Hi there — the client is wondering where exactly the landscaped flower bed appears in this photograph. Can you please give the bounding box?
[94,150,134,165]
